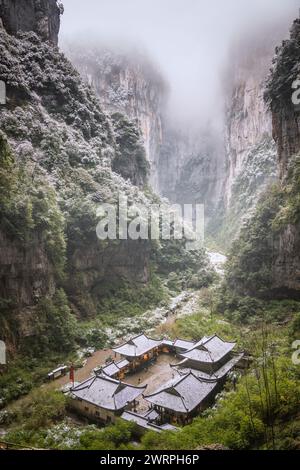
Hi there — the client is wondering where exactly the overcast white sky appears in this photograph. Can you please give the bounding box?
[61,0,299,124]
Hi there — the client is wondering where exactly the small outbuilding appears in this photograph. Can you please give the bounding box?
[47,365,67,381]
[121,410,178,435]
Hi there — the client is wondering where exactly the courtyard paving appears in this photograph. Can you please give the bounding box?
[124,353,179,412]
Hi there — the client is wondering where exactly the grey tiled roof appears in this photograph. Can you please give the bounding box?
[144,373,217,413]
[117,359,130,369]
[173,339,195,350]
[71,375,146,411]
[143,408,160,421]
[101,359,130,377]
[121,411,178,433]
[172,353,244,380]
[180,335,236,364]
[102,362,120,377]
[113,334,161,358]
[160,423,178,431]
[211,353,244,378]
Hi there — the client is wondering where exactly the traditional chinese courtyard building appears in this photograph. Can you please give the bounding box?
[171,334,244,382]
[113,334,161,370]
[70,374,146,424]
[70,333,244,427]
[173,339,195,354]
[121,410,178,435]
[95,358,130,380]
[144,372,218,425]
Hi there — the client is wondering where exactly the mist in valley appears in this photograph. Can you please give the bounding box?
[61,0,298,129]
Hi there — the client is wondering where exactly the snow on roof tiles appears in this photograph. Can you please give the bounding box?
[112,334,161,358]
[173,339,195,350]
[71,375,146,411]
[172,353,244,380]
[121,411,178,432]
[101,359,130,377]
[144,373,217,413]
[181,335,236,364]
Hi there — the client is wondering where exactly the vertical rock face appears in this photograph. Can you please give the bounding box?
[212,28,289,246]
[67,45,167,189]
[0,27,155,349]
[265,19,300,294]
[158,123,225,222]
[0,0,62,45]
[226,18,300,299]
[273,222,300,295]
[67,44,226,218]
[224,63,274,206]
[223,32,284,208]
[0,230,56,348]
[267,20,300,180]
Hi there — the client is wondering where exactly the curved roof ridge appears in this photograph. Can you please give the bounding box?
[170,358,189,368]
[179,394,189,412]
[144,371,194,399]
[71,376,94,391]
[112,333,145,350]
[211,333,236,345]
[92,373,146,390]
[184,336,212,353]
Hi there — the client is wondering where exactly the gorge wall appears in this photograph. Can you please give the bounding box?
[65,24,293,242]
[66,44,167,190]
[0,0,62,45]
[0,4,153,351]
[225,18,300,299]
[158,122,225,224]
[212,25,292,247]
[265,19,300,294]
[0,2,208,353]
[65,43,226,221]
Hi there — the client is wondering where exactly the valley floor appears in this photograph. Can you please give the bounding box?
[1,253,299,450]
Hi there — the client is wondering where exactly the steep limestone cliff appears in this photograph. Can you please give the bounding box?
[0,12,209,353]
[0,0,62,45]
[66,44,167,189]
[158,122,225,224]
[224,46,276,205]
[0,15,152,350]
[66,43,227,223]
[225,19,300,298]
[214,31,285,247]
[266,20,300,179]
[264,19,300,294]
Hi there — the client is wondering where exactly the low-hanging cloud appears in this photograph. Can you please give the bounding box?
[61,0,299,125]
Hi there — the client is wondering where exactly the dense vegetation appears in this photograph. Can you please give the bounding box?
[209,138,277,251]
[223,155,300,298]
[111,112,150,186]
[1,9,300,454]
[2,290,299,450]
[264,19,300,109]
[0,28,210,360]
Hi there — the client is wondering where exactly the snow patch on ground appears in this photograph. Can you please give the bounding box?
[208,252,227,275]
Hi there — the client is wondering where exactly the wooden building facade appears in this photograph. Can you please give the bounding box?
[70,374,146,425]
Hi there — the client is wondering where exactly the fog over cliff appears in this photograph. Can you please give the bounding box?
[61,0,298,126]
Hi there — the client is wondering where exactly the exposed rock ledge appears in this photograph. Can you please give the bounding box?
[0,0,62,45]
